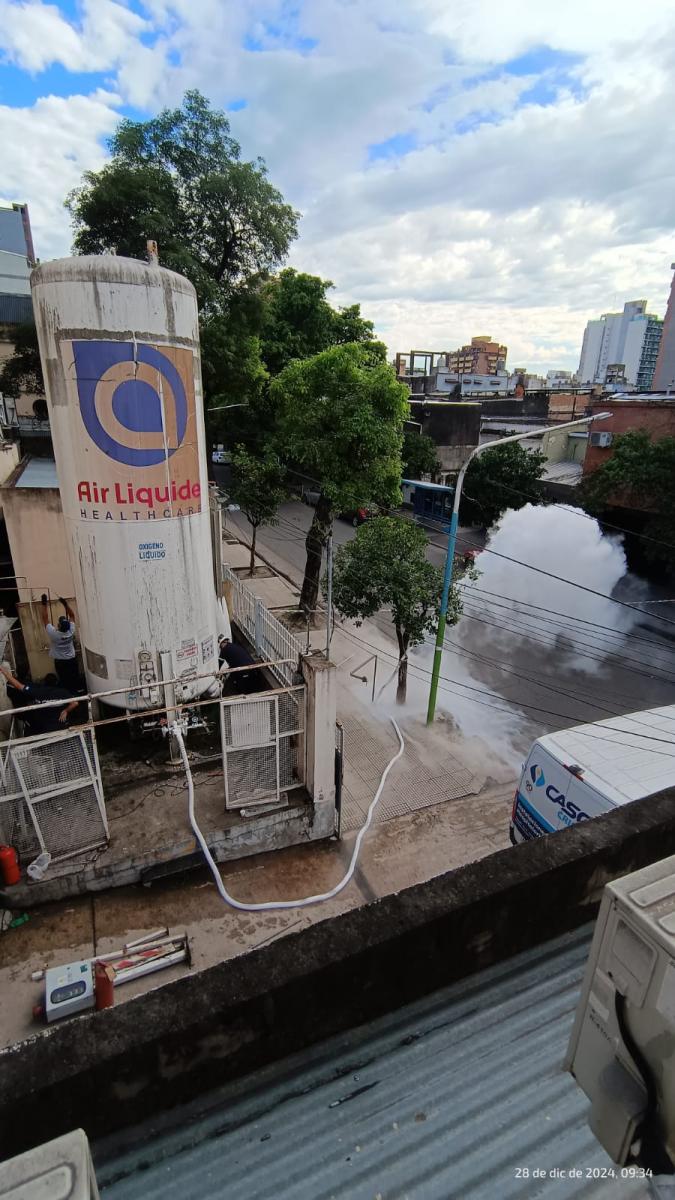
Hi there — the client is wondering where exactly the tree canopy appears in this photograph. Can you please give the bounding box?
[401,431,440,480]
[0,321,44,400]
[259,268,374,376]
[272,342,409,611]
[461,441,546,527]
[581,430,675,571]
[66,90,298,310]
[330,516,463,702]
[228,447,287,575]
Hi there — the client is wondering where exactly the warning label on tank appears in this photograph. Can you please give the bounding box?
[61,340,203,522]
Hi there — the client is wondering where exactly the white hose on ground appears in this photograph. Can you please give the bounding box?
[172,718,405,911]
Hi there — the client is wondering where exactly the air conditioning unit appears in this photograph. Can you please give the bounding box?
[590,430,614,448]
[565,854,675,1173]
[0,1128,100,1198]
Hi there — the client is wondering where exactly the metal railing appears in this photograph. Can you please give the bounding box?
[223,564,302,687]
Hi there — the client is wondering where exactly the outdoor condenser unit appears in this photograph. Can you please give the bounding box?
[590,430,614,448]
[0,1128,100,1198]
[565,854,675,1174]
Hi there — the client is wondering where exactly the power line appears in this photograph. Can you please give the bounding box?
[339,621,675,752]
[447,532,675,629]
[461,597,673,664]
[459,582,675,655]
[484,476,675,556]
[459,606,675,686]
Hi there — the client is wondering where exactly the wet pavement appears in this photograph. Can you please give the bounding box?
[0,770,512,1049]
[7,503,672,1054]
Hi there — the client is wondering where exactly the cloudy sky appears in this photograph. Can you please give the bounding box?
[1,0,674,371]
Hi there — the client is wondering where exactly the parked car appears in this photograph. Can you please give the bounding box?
[301,488,321,506]
[338,503,379,527]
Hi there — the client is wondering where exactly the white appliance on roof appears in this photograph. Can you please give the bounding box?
[566,854,675,1175]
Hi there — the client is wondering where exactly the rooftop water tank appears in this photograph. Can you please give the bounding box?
[31,255,230,710]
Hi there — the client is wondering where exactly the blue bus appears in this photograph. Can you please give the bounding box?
[410,482,454,525]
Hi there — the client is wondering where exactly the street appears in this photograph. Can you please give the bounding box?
[227,498,451,583]
[228,499,675,751]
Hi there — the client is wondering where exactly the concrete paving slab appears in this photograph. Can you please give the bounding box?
[222,541,251,569]
[242,575,301,609]
[1,898,95,1048]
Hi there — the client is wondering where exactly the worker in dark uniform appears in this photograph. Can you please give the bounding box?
[40,594,79,692]
[218,637,261,695]
[0,665,79,734]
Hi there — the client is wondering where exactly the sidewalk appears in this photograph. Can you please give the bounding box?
[222,520,517,839]
[0,524,515,1053]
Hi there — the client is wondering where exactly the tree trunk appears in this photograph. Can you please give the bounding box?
[395,625,409,705]
[249,524,257,576]
[300,494,333,614]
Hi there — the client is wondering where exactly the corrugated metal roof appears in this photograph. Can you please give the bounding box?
[94,927,651,1200]
[15,458,58,488]
[0,291,32,324]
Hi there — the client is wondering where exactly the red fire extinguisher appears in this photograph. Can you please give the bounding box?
[0,845,20,886]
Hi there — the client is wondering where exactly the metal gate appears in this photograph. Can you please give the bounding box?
[220,686,305,810]
[0,728,108,863]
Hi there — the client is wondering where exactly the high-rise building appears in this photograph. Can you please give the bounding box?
[652,264,675,391]
[447,335,507,375]
[577,300,663,389]
[0,200,35,315]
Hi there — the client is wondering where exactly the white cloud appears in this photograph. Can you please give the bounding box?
[2,0,675,372]
[0,91,122,259]
[0,0,147,72]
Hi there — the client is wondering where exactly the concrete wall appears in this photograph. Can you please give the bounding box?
[409,400,480,471]
[302,651,337,838]
[538,424,589,464]
[0,442,20,498]
[4,787,675,1157]
[583,399,675,477]
[16,596,80,680]
[479,393,549,419]
[2,482,74,601]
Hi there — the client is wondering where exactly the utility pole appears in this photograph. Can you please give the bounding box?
[325,533,333,660]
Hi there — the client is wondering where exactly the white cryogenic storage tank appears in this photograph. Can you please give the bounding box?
[31,255,230,710]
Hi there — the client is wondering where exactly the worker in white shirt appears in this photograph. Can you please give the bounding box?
[40,594,79,692]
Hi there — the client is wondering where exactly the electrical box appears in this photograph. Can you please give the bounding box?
[0,1128,100,1198]
[565,854,675,1169]
[45,959,95,1023]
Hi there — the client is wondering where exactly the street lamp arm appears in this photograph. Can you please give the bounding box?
[426,410,612,724]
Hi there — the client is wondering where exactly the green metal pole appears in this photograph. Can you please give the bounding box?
[426,507,459,724]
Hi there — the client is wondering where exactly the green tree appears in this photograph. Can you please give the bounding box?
[272,342,409,613]
[66,90,298,311]
[200,287,269,450]
[228,447,287,575]
[581,430,675,571]
[330,517,464,703]
[402,431,440,480]
[0,321,45,401]
[260,268,374,375]
[461,441,546,527]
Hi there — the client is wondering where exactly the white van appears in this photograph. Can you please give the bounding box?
[510,703,675,843]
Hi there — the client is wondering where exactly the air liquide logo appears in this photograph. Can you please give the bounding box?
[65,339,202,523]
[73,341,187,467]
